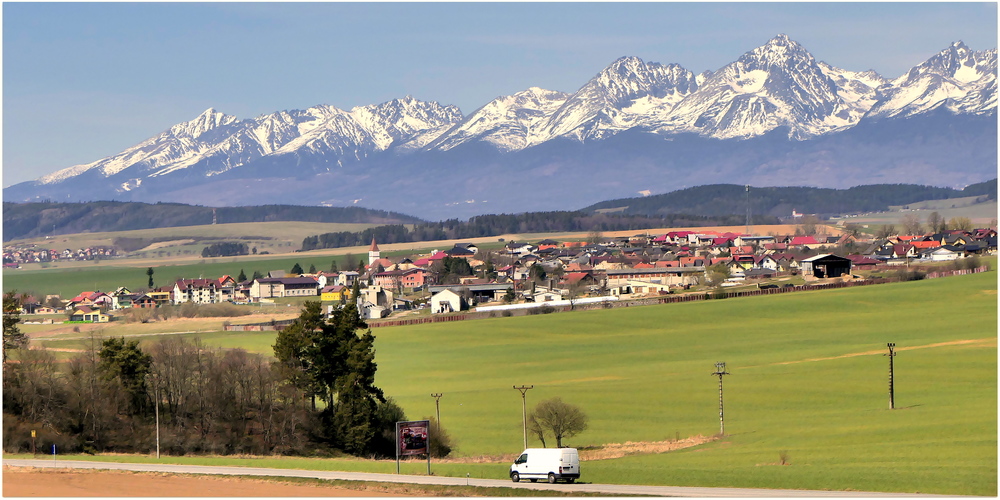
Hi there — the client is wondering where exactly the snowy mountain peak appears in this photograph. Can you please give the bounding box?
[866,41,997,119]
[170,108,239,139]
[739,34,815,69]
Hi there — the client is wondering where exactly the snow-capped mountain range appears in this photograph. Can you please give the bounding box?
[6,35,997,220]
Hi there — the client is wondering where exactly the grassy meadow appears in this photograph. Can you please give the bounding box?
[29,270,997,495]
[7,221,382,255]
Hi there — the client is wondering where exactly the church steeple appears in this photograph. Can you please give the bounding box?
[368,236,380,265]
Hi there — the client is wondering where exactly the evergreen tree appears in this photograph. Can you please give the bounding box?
[329,318,385,454]
[98,337,153,415]
[2,291,28,363]
[146,267,154,288]
[272,301,387,455]
[273,302,324,409]
[252,270,263,280]
[237,269,247,282]
[291,263,304,275]
[309,264,317,274]
[330,260,339,273]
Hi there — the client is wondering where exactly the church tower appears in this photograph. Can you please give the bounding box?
[368,236,380,265]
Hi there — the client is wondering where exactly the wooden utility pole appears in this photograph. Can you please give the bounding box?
[711,362,730,436]
[513,385,533,450]
[886,343,897,409]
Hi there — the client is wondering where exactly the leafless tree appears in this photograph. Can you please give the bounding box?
[901,213,923,235]
[926,211,946,233]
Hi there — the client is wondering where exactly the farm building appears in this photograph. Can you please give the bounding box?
[430,289,467,314]
[801,254,853,279]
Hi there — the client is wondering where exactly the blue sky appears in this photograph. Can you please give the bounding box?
[3,2,997,187]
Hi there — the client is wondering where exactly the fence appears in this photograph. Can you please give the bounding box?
[925,265,990,279]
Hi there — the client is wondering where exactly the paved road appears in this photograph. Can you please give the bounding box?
[3,459,958,497]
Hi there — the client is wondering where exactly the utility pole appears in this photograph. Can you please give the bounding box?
[886,343,897,409]
[150,373,160,459]
[711,362,730,436]
[430,393,443,431]
[513,385,533,450]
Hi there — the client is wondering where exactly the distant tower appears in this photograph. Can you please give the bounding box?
[745,185,751,235]
[368,236,380,265]
[212,208,217,225]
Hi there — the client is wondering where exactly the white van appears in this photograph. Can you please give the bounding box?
[510,447,580,483]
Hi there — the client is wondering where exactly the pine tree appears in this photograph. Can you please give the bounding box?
[98,337,153,415]
[309,264,317,274]
[291,263,304,275]
[237,269,247,282]
[252,270,263,280]
[146,267,154,288]
[330,260,339,273]
[2,291,28,363]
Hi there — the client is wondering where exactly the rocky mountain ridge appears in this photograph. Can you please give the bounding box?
[6,35,996,220]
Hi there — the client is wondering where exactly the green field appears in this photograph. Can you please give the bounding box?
[7,221,382,254]
[835,199,997,228]
[31,271,998,495]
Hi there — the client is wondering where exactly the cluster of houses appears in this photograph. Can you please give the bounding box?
[3,244,118,267]
[18,226,997,322]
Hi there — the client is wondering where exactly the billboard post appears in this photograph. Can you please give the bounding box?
[395,420,431,475]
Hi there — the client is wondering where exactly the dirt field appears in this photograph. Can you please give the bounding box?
[2,467,399,497]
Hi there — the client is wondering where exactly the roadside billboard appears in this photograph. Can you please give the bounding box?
[396,420,429,457]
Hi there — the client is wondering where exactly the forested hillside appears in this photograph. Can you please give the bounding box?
[2,201,424,242]
[582,180,998,217]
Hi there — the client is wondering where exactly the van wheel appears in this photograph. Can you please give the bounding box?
[548,473,557,484]
[529,479,537,483]
[511,472,520,483]
[567,478,575,484]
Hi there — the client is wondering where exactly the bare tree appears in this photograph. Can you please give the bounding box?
[900,213,923,236]
[843,223,863,239]
[875,224,896,239]
[799,215,820,236]
[949,216,974,232]
[529,397,588,448]
[926,211,945,233]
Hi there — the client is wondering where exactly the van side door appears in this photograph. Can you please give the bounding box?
[514,452,528,475]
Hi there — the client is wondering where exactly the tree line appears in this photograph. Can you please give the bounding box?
[2,297,446,458]
[201,242,250,258]
[583,179,999,218]
[2,201,422,242]
[300,211,765,251]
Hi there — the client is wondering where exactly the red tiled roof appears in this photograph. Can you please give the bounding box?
[790,236,818,245]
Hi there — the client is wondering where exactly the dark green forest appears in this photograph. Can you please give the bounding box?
[583,179,997,217]
[2,201,423,242]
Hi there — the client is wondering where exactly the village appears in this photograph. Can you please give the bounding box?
[13,224,997,324]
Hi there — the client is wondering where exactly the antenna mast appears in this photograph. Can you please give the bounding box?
[745,185,752,235]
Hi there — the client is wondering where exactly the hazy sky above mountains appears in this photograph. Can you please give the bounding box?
[3,2,997,187]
